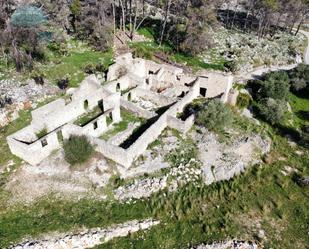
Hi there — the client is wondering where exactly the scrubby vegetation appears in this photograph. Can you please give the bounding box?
[196,99,234,132]
[236,92,251,109]
[63,135,94,165]
[249,64,309,130]
[35,127,48,139]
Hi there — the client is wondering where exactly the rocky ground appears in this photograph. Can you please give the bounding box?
[4,121,271,205]
[5,152,113,205]
[193,240,259,249]
[193,128,271,185]
[10,219,160,249]
[203,27,305,72]
[0,78,59,127]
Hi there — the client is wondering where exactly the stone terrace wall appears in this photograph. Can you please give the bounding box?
[131,88,174,106]
[120,99,156,119]
[167,115,195,133]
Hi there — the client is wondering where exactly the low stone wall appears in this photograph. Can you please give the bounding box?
[7,130,61,165]
[131,88,174,106]
[120,99,156,119]
[127,82,200,164]
[167,115,195,133]
[93,137,132,167]
[10,219,160,249]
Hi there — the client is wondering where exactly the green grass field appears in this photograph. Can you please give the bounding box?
[133,27,226,71]
[41,48,113,87]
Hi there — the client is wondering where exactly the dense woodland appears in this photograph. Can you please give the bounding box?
[0,0,309,72]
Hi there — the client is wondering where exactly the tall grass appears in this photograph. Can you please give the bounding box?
[63,135,94,165]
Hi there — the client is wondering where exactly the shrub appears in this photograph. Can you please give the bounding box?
[259,71,290,100]
[84,63,96,74]
[289,64,309,97]
[236,93,251,109]
[132,45,153,60]
[196,99,234,132]
[63,135,94,165]
[57,77,69,89]
[224,60,238,73]
[35,127,48,139]
[179,27,213,56]
[165,139,198,167]
[84,63,106,74]
[31,70,45,85]
[300,125,309,148]
[257,98,287,125]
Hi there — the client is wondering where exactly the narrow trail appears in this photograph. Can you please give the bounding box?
[298,29,309,64]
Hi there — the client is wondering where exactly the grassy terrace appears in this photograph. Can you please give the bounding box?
[100,108,144,141]
[40,41,113,87]
[74,106,103,127]
[1,39,114,87]
[131,27,226,71]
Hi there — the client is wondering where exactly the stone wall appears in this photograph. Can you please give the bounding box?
[7,130,61,165]
[197,72,233,103]
[130,88,174,106]
[167,115,195,133]
[94,138,132,167]
[7,75,120,165]
[120,99,156,119]
[126,82,200,164]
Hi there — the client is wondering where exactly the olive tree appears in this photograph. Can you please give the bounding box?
[3,5,47,71]
[196,99,234,132]
[257,98,287,125]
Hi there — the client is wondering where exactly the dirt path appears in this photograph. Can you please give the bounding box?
[298,29,309,64]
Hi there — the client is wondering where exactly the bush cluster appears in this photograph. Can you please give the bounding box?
[63,135,94,165]
[249,71,290,125]
[196,99,234,132]
[236,92,251,109]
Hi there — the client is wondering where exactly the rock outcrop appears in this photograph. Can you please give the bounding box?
[10,219,160,249]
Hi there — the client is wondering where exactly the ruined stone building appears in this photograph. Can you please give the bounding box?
[7,53,233,167]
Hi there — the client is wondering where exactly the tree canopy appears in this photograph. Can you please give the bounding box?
[11,5,46,28]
